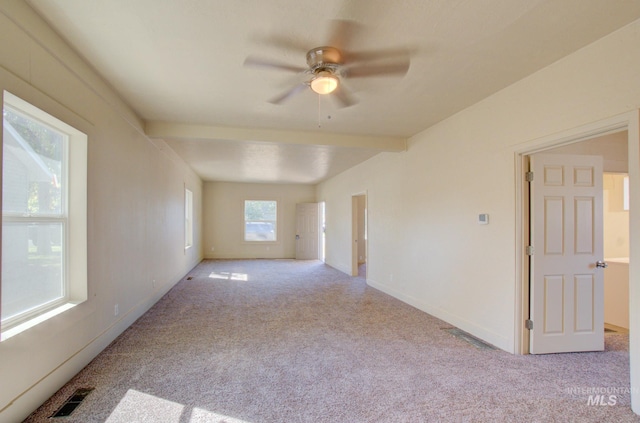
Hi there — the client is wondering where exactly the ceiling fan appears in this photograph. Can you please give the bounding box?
[244,20,411,108]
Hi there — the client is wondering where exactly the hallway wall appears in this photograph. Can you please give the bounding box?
[0,3,203,421]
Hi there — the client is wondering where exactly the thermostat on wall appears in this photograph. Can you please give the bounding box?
[478,213,489,225]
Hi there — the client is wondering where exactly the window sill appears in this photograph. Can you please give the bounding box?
[1,302,79,342]
[241,240,280,245]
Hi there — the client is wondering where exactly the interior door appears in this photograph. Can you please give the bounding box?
[295,203,319,260]
[529,153,605,354]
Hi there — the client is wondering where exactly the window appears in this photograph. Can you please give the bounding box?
[185,188,193,248]
[2,91,87,339]
[244,200,277,241]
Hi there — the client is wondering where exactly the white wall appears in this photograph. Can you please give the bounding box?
[318,18,640,360]
[203,182,316,259]
[0,2,203,421]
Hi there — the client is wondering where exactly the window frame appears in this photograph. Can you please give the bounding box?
[1,91,87,340]
[243,199,278,243]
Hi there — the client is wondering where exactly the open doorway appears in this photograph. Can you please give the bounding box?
[520,129,629,354]
[603,172,629,334]
[515,112,640,414]
[540,131,629,338]
[352,193,367,278]
[319,202,326,262]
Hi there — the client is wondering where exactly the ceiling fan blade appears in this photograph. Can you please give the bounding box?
[327,19,362,53]
[344,47,412,63]
[259,34,310,54]
[345,61,410,78]
[244,56,307,73]
[333,84,357,108]
[269,83,309,105]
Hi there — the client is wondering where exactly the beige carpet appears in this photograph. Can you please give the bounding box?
[25,259,639,422]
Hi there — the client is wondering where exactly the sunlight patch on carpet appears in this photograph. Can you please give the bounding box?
[208,272,248,281]
[105,389,253,423]
[106,390,184,422]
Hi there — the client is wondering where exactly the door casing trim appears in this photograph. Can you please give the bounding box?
[351,191,367,277]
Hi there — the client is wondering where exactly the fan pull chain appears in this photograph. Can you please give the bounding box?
[317,95,331,128]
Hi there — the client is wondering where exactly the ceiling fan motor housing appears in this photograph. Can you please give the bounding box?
[306,46,342,73]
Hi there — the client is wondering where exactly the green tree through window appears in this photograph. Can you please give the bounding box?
[244,200,277,241]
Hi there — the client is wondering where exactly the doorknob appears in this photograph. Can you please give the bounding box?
[596,260,608,268]
[296,235,300,240]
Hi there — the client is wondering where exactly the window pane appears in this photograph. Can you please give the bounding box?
[3,107,64,216]
[245,221,276,241]
[244,200,277,241]
[244,200,276,221]
[1,222,65,321]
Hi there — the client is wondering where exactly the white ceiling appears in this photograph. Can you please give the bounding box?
[26,0,640,184]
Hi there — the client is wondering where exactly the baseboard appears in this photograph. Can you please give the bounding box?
[0,263,199,422]
[0,308,138,422]
[367,278,512,353]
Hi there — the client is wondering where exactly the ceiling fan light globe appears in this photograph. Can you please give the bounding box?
[310,72,339,95]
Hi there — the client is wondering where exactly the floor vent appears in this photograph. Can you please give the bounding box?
[50,388,94,418]
[444,328,497,350]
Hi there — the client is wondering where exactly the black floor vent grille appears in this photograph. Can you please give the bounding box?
[50,387,94,418]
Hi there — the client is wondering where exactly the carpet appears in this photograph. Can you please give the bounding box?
[24,259,639,422]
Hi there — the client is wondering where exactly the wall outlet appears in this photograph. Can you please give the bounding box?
[114,304,119,316]
[152,279,156,289]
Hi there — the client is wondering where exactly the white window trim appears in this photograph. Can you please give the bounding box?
[1,91,87,341]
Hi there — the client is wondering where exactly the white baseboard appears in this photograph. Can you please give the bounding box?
[367,278,512,353]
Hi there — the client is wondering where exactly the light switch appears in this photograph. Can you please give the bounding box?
[478,213,489,225]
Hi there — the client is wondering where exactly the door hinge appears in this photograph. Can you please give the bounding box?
[526,245,534,256]
[525,171,534,182]
[525,319,534,330]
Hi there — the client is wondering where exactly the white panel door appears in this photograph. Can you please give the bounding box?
[530,154,605,354]
[295,203,319,260]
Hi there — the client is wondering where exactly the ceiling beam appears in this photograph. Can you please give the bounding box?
[144,121,407,152]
